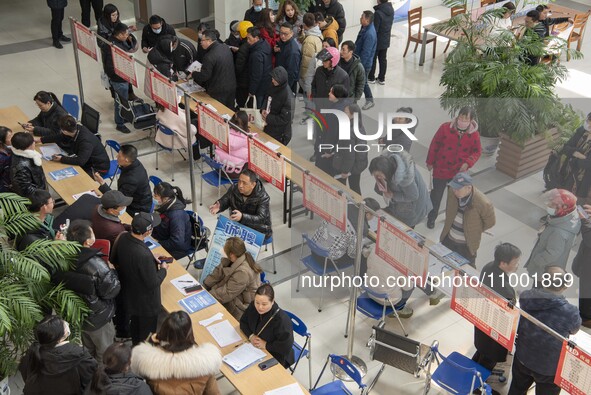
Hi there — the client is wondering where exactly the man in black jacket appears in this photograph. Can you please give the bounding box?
[369,0,394,84]
[172,37,198,77]
[339,41,366,101]
[536,4,572,37]
[263,67,294,145]
[54,220,120,362]
[94,144,152,216]
[209,169,272,239]
[141,14,176,53]
[192,29,237,109]
[312,47,350,100]
[275,22,301,94]
[311,0,346,43]
[244,0,264,25]
[10,132,47,198]
[573,204,591,328]
[246,27,272,109]
[45,115,110,175]
[111,212,168,345]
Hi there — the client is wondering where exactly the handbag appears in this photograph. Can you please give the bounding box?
[240,96,265,130]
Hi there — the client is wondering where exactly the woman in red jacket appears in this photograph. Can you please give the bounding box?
[426,107,481,228]
[258,8,280,66]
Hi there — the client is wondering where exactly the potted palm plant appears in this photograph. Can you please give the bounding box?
[0,193,88,388]
[434,0,583,174]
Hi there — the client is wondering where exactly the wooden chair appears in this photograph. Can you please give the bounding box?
[403,7,437,59]
[480,0,495,6]
[567,12,590,60]
[444,6,467,53]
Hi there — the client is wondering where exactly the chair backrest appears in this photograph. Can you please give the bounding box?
[370,324,422,375]
[431,348,487,393]
[62,94,80,119]
[81,103,100,134]
[328,354,366,390]
[105,139,120,160]
[260,271,269,284]
[408,7,423,33]
[451,5,466,17]
[302,234,330,258]
[93,239,111,264]
[285,310,310,337]
[361,285,389,301]
[157,121,177,137]
[203,154,225,171]
[571,12,590,38]
[149,175,163,187]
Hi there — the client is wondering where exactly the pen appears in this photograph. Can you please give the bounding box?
[234,340,248,348]
[178,280,194,283]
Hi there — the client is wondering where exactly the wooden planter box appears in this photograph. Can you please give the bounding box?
[496,131,558,179]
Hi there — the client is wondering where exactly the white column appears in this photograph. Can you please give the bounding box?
[214,0,250,39]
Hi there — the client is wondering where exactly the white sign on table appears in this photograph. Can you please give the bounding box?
[197,103,229,151]
[111,45,137,87]
[73,20,98,61]
[248,138,285,192]
[302,173,347,232]
[149,69,178,114]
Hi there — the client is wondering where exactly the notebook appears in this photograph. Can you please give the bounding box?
[222,343,267,372]
[49,167,78,181]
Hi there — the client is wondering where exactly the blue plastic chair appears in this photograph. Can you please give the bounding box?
[430,345,492,395]
[149,175,163,188]
[262,235,277,274]
[103,140,121,186]
[156,121,187,181]
[184,210,210,270]
[311,354,366,395]
[62,94,80,119]
[285,311,312,390]
[297,234,353,312]
[199,154,237,205]
[260,272,269,284]
[350,286,408,337]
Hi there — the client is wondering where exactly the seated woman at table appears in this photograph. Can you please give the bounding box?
[131,311,222,395]
[155,103,197,151]
[21,91,68,141]
[44,115,110,176]
[10,132,46,198]
[203,237,262,320]
[151,182,192,259]
[214,110,251,179]
[492,2,516,32]
[240,283,295,368]
[0,126,13,192]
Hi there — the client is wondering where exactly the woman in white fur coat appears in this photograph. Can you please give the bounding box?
[131,311,222,395]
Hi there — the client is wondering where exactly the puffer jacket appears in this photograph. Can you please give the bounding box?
[203,254,261,320]
[376,152,432,228]
[192,41,237,109]
[355,23,377,72]
[248,39,272,99]
[264,67,294,145]
[0,148,11,192]
[441,186,496,255]
[426,119,482,179]
[339,54,365,100]
[152,197,192,259]
[515,287,581,376]
[84,372,153,395]
[147,36,175,78]
[131,342,222,395]
[217,180,272,238]
[30,103,69,139]
[140,19,176,49]
[155,107,197,149]
[374,0,394,50]
[98,159,152,216]
[214,128,251,177]
[234,39,250,90]
[52,248,120,331]
[172,38,198,74]
[525,210,581,278]
[321,17,339,46]
[299,26,323,93]
[275,35,301,93]
[311,64,350,99]
[311,0,346,41]
[102,33,138,83]
[10,149,46,198]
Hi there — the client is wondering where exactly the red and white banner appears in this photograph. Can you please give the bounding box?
[450,271,519,352]
[555,340,591,395]
[197,104,229,151]
[111,45,137,87]
[149,69,178,114]
[73,20,98,61]
[375,217,429,282]
[303,173,347,232]
[248,138,285,192]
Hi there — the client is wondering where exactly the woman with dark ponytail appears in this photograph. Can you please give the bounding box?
[22,91,68,140]
[87,342,152,395]
[151,182,192,259]
[19,315,97,394]
[0,126,13,192]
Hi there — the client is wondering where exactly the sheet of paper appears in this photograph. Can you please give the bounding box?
[264,141,281,151]
[170,273,199,296]
[204,103,217,112]
[430,242,453,257]
[176,80,205,95]
[72,190,99,201]
[206,320,242,347]
[264,383,306,395]
[49,167,78,181]
[571,330,591,354]
[186,60,202,73]
[39,144,67,161]
[199,312,223,327]
[222,342,267,372]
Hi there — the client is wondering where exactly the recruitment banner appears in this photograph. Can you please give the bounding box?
[555,340,591,395]
[450,271,520,352]
[149,69,178,114]
[111,45,137,87]
[375,216,429,283]
[248,138,285,192]
[199,215,265,283]
[197,104,229,151]
[73,20,98,61]
[303,173,347,232]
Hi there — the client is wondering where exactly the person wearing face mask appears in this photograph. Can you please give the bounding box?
[90,190,133,246]
[244,0,264,25]
[525,188,581,280]
[19,315,98,394]
[141,14,176,53]
[225,20,242,50]
[426,107,482,229]
[151,182,192,259]
[440,172,496,268]
[558,113,591,204]
[240,283,294,368]
[52,220,121,363]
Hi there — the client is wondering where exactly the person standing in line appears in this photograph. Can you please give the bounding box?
[234,21,254,109]
[310,0,346,43]
[340,103,368,194]
[263,67,294,145]
[246,27,272,109]
[426,107,481,228]
[244,0,264,25]
[368,0,394,85]
[572,204,591,328]
[275,22,301,94]
[339,41,366,103]
[355,11,377,110]
[47,0,71,49]
[79,0,103,28]
[298,13,324,122]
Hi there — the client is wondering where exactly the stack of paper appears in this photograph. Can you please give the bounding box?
[39,143,68,161]
[170,274,199,296]
[206,320,242,347]
[222,342,266,372]
[263,383,306,395]
[187,60,202,73]
[72,190,99,201]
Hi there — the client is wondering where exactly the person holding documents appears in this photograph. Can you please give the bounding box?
[240,283,294,368]
[131,311,222,395]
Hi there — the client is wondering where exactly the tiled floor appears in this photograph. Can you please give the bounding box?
[2,0,591,394]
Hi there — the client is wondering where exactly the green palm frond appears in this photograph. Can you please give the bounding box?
[21,239,81,273]
[0,280,43,337]
[44,284,89,329]
[0,249,50,283]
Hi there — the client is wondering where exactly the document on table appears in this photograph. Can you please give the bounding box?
[264,383,306,395]
[264,141,281,151]
[186,60,202,73]
[49,166,79,181]
[170,273,199,296]
[176,80,204,95]
[39,143,68,160]
[72,190,99,201]
[222,342,267,372]
[206,320,242,347]
[178,291,216,314]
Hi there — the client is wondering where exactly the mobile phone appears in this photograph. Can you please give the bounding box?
[258,358,279,371]
[145,240,155,248]
[184,284,203,293]
[578,205,589,220]
[159,256,173,263]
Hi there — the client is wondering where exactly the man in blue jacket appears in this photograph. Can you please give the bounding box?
[246,27,272,109]
[355,11,377,110]
[369,0,394,85]
[275,22,301,94]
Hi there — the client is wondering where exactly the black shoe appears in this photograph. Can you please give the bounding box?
[53,40,63,49]
[427,219,435,229]
[116,124,131,134]
[59,35,71,42]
